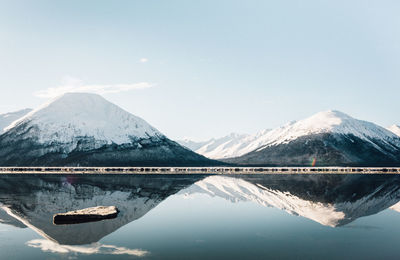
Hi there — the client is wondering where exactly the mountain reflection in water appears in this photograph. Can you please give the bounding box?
[0,174,206,245]
[0,174,400,257]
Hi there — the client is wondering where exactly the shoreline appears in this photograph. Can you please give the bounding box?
[0,167,400,174]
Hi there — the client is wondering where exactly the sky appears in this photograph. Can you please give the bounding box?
[0,0,399,140]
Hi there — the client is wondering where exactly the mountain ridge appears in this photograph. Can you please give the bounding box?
[222,110,400,166]
[0,93,218,166]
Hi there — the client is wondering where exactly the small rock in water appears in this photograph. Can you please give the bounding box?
[53,206,119,225]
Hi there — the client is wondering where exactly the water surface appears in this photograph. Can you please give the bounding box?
[1,174,400,259]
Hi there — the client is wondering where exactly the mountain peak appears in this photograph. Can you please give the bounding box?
[301,110,353,127]
[5,92,162,146]
[259,110,399,148]
[316,109,352,117]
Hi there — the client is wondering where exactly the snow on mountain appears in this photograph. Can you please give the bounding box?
[252,110,400,150]
[178,139,211,152]
[223,110,400,166]
[388,125,400,137]
[5,93,161,148]
[0,108,32,134]
[180,110,400,161]
[0,92,216,166]
[194,133,249,159]
[178,132,266,159]
[178,130,278,159]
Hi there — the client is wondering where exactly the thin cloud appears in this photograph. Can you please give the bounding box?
[26,239,149,257]
[139,58,148,63]
[34,77,154,98]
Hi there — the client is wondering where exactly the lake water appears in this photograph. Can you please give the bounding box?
[1,174,400,259]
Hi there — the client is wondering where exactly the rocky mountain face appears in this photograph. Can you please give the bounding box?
[0,93,218,166]
[223,111,400,166]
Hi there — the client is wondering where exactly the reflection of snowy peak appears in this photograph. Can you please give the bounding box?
[0,175,202,245]
[390,202,400,212]
[182,175,400,227]
[0,207,26,228]
[0,108,32,134]
[0,93,215,166]
[1,189,158,245]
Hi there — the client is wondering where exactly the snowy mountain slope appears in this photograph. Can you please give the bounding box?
[0,93,217,166]
[181,175,400,227]
[179,133,257,159]
[0,108,32,134]
[180,110,400,162]
[247,110,400,149]
[388,125,400,137]
[224,110,400,166]
[178,139,210,152]
[5,93,161,147]
[177,130,275,159]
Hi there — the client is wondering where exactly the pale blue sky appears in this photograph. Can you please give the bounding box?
[0,0,399,140]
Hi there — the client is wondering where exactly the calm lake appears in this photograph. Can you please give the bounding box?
[1,174,400,259]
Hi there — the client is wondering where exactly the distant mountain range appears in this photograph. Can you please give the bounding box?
[0,93,216,166]
[0,108,32,134]
[181,111,400,166]
[178,131,271,159]
[0,93,399,166]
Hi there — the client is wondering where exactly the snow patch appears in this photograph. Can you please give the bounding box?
[388,125,400,137]
[0,108,32,134]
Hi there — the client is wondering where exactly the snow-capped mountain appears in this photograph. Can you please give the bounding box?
[177,130,275,159]
[0,108,32,134]
[224,110,400,166]
[0,93,217,166]
[181,175,400,227]
[177,138,211,152]
[388,124,400,137]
